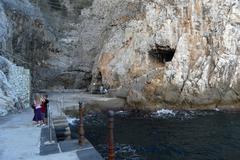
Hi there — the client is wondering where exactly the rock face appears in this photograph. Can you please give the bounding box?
[0,63,16,116]
[1,0,240,110]
[0,0,95,91]
[0,56,30,116]
[90,0,240,110]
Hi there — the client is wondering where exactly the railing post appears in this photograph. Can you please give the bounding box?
[78,102,85,145]
[108,110,115,160]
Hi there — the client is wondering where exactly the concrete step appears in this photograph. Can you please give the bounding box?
[55,130,71,136]
[52,115,72,141]
[54,126,70,132]
[53,116,66,120]
[53,121,68,125]
[54,122,68,128]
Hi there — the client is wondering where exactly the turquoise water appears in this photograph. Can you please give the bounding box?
[69,110,240,160]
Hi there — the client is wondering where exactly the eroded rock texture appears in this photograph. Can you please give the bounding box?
[90,0,240,109]
[0,56,30,116]
[0,0,95,91]
[1,0,240,110]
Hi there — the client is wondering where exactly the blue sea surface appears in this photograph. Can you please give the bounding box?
[68,109,240,160]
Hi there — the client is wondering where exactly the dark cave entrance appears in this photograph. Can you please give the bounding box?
[90,71,103,94]
[148,44,175,64]
[96,71,102,84]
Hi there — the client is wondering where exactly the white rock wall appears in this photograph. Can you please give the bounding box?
[0,56,30,116]
[90,0,240,109]
[8,65,31,109]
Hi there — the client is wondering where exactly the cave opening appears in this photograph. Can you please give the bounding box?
[96,71,102,84]
[48,0,63,10]
[148,44,175,64]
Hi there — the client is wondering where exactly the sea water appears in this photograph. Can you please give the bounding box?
[67,109,240,160]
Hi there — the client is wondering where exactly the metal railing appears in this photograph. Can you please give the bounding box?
[78,101,115,159]
[47,104,54,144]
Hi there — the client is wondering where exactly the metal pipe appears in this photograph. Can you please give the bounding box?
[49,111,52,142]
[48,105,51,141]
[108,110,115,160]
[61,96,64,116]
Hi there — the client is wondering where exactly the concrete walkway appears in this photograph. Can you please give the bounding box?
[46,91,126,116]
[0,91,115,160]
[0,109,79,160]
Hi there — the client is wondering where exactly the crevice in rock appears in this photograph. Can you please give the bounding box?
[148,44,175,64]
[96,71,102,85]
[48,0,62,10]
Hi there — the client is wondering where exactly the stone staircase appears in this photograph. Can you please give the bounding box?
[52,116,71,141]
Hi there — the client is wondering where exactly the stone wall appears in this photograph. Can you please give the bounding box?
[8,65,31,108]
[0,56,30,116]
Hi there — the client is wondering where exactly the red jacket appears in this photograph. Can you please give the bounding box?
[41,99,49,113]
[41,102,46,113]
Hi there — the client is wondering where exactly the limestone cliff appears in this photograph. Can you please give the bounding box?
[1,0,240,110]
[90,0,240,110]
[0,0,95,91]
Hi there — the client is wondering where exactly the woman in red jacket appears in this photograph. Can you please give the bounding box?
[41,95,49,124]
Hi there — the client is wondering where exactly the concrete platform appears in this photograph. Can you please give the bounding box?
[59,139,91,152]
[77,148,104,160]
[37,90,112,159]
[40,143,60,155]
[40,120,104,159]
[0,109,79,160]
[40,126,58,156]
[44,90,126,116]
